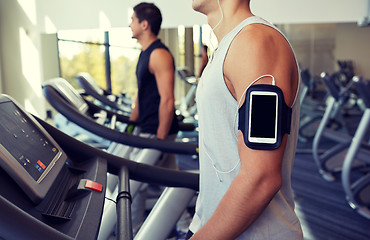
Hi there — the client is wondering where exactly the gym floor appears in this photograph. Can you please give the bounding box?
[293,147,370,240]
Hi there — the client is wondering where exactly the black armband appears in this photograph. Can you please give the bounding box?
[238,84,292,150]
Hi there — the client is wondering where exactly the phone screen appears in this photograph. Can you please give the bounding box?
[249,92,277,143]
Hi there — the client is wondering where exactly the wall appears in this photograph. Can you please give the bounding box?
[36,0,369,31]
[281,24,337,76]
[252,0,368,24]
[335,23,370,78]
[0,0,46,117]
[36,0,207,31]
[280,22,370,79]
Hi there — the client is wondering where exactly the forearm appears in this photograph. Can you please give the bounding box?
[129,97,139,122]
[157,98,174,140]
[191,172,281,240]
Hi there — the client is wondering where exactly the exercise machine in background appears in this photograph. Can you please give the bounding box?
[341,76,370,219]
[312,72,360,181]
[76,72,133,114]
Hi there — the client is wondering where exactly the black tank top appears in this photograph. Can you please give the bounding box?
[136,39,179,135]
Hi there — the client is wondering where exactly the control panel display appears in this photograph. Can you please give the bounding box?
[0,102,59,182]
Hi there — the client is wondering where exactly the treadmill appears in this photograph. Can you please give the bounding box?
[0,94,199,240]
[76,72,133,114]
[41,78,199,239]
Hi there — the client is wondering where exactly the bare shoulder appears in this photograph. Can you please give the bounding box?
[150,48,173,63]
[230,24,294,63]
[149,48,174,72]
[224,23,298,106]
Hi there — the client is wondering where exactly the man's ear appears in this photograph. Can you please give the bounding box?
[141,20,149,31]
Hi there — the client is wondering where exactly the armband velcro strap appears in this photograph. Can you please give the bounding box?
[282,102,292,135]
[238,84,292,150]
[238,103,247,135]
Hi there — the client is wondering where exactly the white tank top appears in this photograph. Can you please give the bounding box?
[189,16,303,239]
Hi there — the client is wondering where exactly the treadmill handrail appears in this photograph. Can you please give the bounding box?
[84,97,131,123]
[76,72,105,96]
[84,96,195,132]
[76,73,132,112]
[43,85,198,155]
[35,116,199,191]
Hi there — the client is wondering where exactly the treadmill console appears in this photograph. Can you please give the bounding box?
[43,78,89,114]
[0,95,66,203]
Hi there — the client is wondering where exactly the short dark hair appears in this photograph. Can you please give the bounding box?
[133,2,162,36]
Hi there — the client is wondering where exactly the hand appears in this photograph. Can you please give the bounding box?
[125,121,136,134]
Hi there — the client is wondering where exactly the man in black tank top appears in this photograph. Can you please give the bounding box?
[129,2,178,139]
[128,2,182,235]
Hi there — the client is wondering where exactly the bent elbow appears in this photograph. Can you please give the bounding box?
[256,173,282,198]
[161,97,175,109]
[265,175,282,196]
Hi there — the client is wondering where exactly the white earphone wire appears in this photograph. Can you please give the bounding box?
[209,0,224,53]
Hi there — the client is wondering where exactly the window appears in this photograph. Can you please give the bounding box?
[57,28,140,99]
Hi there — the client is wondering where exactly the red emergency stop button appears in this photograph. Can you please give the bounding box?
[84,180,103,192]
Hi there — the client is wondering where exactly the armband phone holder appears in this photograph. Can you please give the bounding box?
[238,84,292,150]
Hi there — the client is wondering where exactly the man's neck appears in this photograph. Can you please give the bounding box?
[208,4,253,42]
[138,34,158,51]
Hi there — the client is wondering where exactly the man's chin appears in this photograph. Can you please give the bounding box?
[191,2,205,14]
[191,1,198,11]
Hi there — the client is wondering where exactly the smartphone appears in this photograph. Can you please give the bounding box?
[248,91,278,144]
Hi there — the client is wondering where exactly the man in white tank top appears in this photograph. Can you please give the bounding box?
[188,0,304,239]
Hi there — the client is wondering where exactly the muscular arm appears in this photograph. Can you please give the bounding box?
[129,95,139,122]
[191,25,298,239]
[149,48,176,140]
